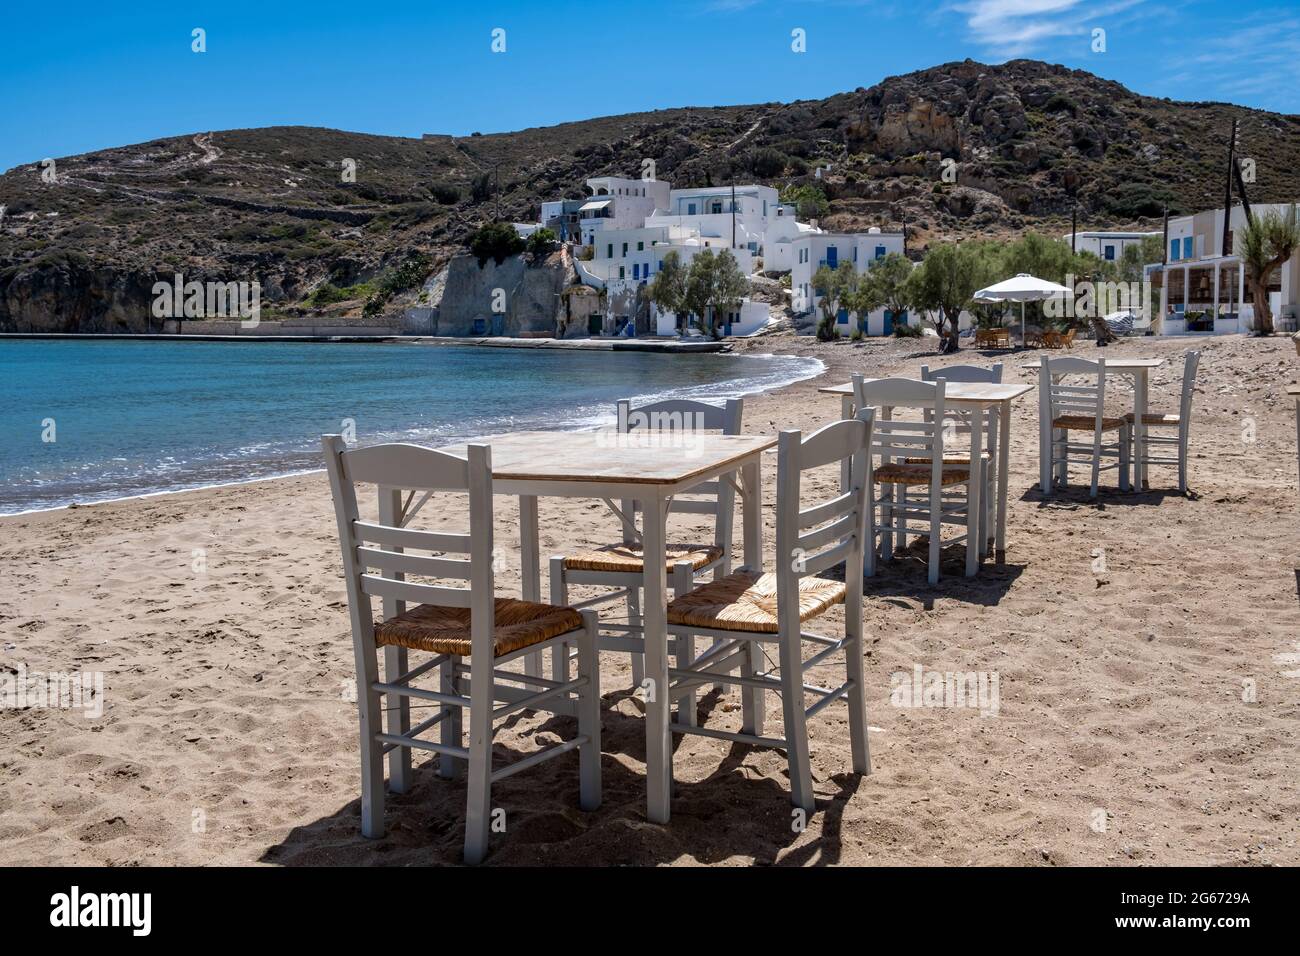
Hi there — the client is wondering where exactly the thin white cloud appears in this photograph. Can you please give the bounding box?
[953,0,1147,58]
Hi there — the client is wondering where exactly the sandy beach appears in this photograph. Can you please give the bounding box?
[2,333,1297,866]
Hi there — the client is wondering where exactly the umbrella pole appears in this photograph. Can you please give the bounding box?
[1020,301,1025,348]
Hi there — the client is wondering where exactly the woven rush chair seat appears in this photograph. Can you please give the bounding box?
[375,598,582,657]
[1052,414,1126,431]
[902,453,990,465]
[1124,411,1180,426]
[562,542,723,573]
[873,462,970,486]
[667,570,846,634]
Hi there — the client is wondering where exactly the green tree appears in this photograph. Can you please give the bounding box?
[1236,205,1300,335]
[811,261,857,341]
[906,242,988,353]
[683,249,717,336]
[707,250,750,338]
[525,227,558,259]
[780,184,830,220]
[856,252,916,330]
[468,222,525,266]
[648,250,689,334]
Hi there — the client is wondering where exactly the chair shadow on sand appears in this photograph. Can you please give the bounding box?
[261,685,864,867]
[1019,482,1195,509]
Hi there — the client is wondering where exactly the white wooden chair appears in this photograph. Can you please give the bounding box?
[1126,350,1200,494]
[549,398,741,723]
[917,363,1001,555]
[853,375,981,585]
[1039,355,1131,498]
[322,436,601,865]
[663,410,875,812]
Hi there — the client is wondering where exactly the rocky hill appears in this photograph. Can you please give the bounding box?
[4,58,1299,332]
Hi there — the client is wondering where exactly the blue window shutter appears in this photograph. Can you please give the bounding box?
[876,245,886,259]
[1183,237,1193,259]
[1170,240,1178,261]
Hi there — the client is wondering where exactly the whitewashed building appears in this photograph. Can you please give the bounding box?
[1061,230,1158,263]
[791,228,908,336]
[1145,202,1300,334]
[575,176,671,247]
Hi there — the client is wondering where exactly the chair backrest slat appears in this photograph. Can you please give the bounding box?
[617,397,743,546]
[774,411,873,596]
[852,376,949,482]
[323,435,495,658]
[920,363,1003,384]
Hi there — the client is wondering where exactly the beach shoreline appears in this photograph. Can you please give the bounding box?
[2,333,1298,866]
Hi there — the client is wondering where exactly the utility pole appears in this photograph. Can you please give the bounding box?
[730,184,736,250]
[1071,205,1077,255]
[494,162,501,222]
[1221,119,1236,257]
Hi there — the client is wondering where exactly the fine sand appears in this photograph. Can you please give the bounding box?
[2,333,1298,866]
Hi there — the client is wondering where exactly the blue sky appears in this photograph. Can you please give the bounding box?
[2,0,1297,172]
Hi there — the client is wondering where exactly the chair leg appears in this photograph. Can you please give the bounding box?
[927,491,941,586]
[1089,436,1101,498]
[843,576,870,776]
[865,491,878,578]
[463,657,494,866]
[893,484,907,551]
[627,587,645,690]
[383,645,412,793]
[358,667,385,839]
[1119,426,1131,492]
[576,611,602,812]
[438,656,462,779]
[879,484,894,561]
[1178,429,1189,494]
[776,625,813,813]
[964,480,979,578]
[548,556,570,683]
[671,561,697,727]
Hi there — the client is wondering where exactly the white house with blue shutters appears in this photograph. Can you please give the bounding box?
[1061,230,1158,262]
[1145,202,1300,334]
[791,228,908,335]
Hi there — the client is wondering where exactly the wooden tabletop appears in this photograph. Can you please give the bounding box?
[435,430,777,485]
[819,380,1032,403]
[1019,357,1164,370]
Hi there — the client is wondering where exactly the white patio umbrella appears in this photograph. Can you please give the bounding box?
[973,273,1072,346]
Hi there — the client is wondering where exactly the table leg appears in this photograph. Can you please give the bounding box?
[640,494,671,825]
[519,494,542,679]
[966,412,982,577]
[1038,371,1052,493]
[740,458,765,737]
[1134,371,1149,490]
[996,401,1012,558]
[839,394,854,493]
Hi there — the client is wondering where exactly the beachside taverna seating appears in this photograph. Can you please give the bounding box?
[1039,355,1131,498]
[853,375,981,585]
[663,411,875,812]
[1125,350,1200,494]
[549,397,742,724]
[322,436,601,865]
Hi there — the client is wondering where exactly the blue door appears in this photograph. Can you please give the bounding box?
[826,246,838,268]
[837,307,848,326]
[883,310,894,336]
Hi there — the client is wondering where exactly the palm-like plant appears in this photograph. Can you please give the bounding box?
[1237,205,1300,336]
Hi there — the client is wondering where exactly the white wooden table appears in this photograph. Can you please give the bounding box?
[1020,358,1164,491]
[436,429,777,824]
[819,380,1032,558]
[1288,384,1300,487]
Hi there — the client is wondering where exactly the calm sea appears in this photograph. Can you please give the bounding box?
[0,340,821,514]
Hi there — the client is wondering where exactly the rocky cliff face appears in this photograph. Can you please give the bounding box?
[4,59,1299,332]
[429,251,574,336]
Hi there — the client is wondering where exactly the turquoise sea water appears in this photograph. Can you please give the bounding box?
[0,340,821,514]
